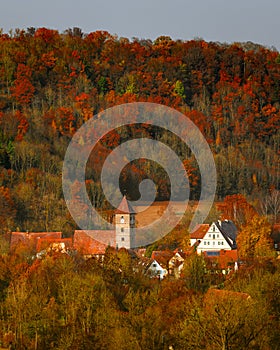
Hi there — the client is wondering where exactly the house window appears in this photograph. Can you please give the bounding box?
[209,234,211,238]
[213,234,215,239]
[217,234,219,238]
[213,225,215,231]
[121,228,124,233]
[208,242,210,245]
[121,237,125,242]
[153,263,157,267]
[221,241,224,245]
[213,241,215,245]
[218,241,220,245]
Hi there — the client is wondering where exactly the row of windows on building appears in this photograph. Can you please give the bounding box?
[208,234,219,238]
[203,241,224,246]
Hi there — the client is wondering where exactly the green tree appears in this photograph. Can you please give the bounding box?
[183,253,208,292]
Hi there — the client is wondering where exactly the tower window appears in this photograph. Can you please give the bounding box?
[121,237,125,241]
[121,228,124,233]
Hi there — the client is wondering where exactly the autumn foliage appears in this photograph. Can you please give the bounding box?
[0,27,279,233]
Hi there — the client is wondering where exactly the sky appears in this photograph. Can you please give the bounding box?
[1,0,279,50]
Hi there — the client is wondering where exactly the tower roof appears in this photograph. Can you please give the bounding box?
[115,196,135,214]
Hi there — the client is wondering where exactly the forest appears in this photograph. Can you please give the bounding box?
[0,27,279,349]
[0,27,279,235]
[0,246,279,349]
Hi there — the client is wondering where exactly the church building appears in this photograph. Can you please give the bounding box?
[73,196,136,256]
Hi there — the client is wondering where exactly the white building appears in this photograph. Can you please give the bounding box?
[190,220,238,255]
[146,259,168,280]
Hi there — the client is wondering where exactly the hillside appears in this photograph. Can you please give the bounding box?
[0,28,279,235]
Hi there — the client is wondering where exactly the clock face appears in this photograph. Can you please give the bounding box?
[120,216,125,223]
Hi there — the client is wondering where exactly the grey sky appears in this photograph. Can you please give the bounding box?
[1,0,279,50]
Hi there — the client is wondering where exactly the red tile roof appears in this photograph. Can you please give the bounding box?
[151,250,174,267]
[10,231,62,249]
[218,249,238,269]
[203,249,238,269]
[190,224,209,239]
[73,230,115,255]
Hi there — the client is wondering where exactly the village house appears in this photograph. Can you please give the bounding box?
[146,249,193,279]
[168,249,187,278]
[190,220,238,255]
[146,259,168,279]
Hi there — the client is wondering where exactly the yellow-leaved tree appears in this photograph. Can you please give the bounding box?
[237,215,275,259]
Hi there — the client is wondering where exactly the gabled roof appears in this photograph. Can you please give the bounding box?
[190,224,210,239]
[215,220,238,249]
[173,249,187,259]
[146,259,168,279]
[151,250,174,267]
[115,195,135,214]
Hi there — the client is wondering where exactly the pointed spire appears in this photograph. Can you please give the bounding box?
[115,195,135,214]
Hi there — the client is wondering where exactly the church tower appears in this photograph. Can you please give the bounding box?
[115,196,136,249]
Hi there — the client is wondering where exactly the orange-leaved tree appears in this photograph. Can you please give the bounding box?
[237,215,275,259]
[217,194,257,228]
